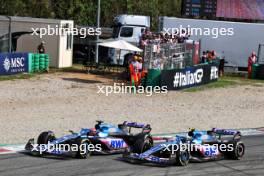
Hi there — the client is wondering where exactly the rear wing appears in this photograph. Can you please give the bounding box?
[122,121,151,133]
[123,121,150,129]
[211,128,241,140]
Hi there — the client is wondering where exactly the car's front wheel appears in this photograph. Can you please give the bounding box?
[75,138,91,159]
[172,145,190,166]
[37,131,56,145]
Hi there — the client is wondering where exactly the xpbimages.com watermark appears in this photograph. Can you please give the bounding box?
[97,83,168,96]
[162,25,234,39]
[31,25,102,38]
[161,143,235,155]
[30,141,102,154]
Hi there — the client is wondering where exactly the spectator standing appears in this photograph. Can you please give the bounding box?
[211,50,216,60]
[129,56,139,86]
[248,52,257,78]
[140,36,148,49]
[201,51,207,63]
[144,27,152,36]
[206,50,212,62]
[219,51,226,76]
[38,41,45,53]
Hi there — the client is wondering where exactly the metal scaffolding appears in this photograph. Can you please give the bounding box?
[143,42,194,70]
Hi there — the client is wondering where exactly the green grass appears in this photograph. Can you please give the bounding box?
[184,76,264,92]
[0,73,35,81]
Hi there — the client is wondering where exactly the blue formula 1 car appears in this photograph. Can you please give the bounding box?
[25,121,153,159]
[123,128,245,166]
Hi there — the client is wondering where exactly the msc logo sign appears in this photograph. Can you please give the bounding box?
[2,57,25,72]
[3,57,10,71]
[0,53,28,75]
[110,140,124,148]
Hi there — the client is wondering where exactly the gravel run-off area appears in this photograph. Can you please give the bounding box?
[0,72,264,144]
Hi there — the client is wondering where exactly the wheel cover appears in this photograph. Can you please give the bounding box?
[181,151,189,162]
[81,142,90,156]
[237,145,244,157]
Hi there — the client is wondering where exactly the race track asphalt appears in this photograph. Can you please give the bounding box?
[0,135,263,176]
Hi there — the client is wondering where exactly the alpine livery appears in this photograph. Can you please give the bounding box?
[25,121,153,158]
[123,128,245,166]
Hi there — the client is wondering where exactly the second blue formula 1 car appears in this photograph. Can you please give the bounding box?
[25,121,153,158]
[123,128,245,166]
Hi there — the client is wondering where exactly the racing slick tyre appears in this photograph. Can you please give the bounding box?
[227,141,245,160]
[132,136,153,154]
[37,131,56,144]
[75,138,92,159]
[174,145,190,166]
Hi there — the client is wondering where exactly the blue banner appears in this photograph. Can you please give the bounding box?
[0,52,29,75]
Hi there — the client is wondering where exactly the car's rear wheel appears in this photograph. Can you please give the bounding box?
[228,141,245,160]
[132,136,153,154]
[37,131,56,145]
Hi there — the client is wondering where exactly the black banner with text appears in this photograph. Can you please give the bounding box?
[161,64,218,90]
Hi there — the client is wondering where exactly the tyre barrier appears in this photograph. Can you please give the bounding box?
[28,53,49,73]
[252,64,264,79]
[0,52,49,75]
